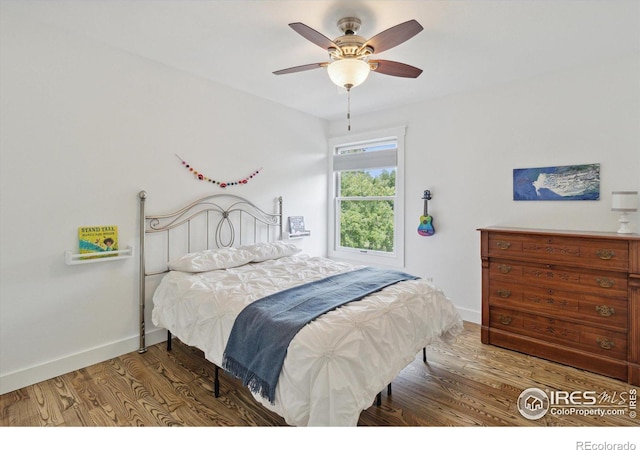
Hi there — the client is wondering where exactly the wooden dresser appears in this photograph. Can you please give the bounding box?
[479,227,639,386]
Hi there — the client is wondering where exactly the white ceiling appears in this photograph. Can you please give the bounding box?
[3,0,639,121]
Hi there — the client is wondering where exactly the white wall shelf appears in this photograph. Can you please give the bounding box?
[65,245,134,265]
[287,231,311,239]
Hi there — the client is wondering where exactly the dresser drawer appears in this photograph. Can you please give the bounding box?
[488,260,628,297]
[487,280,628,329]
[489,307,628,359]
[487,233,629,271]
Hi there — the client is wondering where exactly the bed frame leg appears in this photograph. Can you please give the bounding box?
[376,348,424,407]
[214,366,220,398]
[167,330,172,351]
[375,348,425,408]
[376,382,392,407]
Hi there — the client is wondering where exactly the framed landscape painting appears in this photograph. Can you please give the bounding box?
[513,163,600,201]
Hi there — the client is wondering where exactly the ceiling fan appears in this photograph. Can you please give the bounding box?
[273,17,424,130]
[274,17,424,88]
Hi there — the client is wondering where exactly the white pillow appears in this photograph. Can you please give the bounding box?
[240,241,301,262]
[167,247,254,273]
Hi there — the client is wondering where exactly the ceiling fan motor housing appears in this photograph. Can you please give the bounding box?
[337,17,361,34]
[332,17,373,60]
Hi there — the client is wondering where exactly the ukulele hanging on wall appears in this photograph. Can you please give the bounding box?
[417,190,435,236]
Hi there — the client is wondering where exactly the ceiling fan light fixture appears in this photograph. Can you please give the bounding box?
[327,58,370,90]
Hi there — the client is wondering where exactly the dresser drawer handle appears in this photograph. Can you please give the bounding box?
[497,289,511,298]
[495,240,511,250]
[596,277,615,288]
[596,249,616,260]
[498,264,512,274]
[595,305,615,317]
[596,337,615,350]
[499,315,513,325]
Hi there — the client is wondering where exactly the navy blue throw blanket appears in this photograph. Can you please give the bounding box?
[222,267,419,403]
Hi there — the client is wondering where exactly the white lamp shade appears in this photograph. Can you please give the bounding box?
[327,59,370,89]
[611,191,638,212]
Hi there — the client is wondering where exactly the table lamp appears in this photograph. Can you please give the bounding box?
[611,191,638,234]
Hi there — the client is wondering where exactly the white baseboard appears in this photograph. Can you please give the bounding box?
[457,306,481,325]
[0,328,166,395]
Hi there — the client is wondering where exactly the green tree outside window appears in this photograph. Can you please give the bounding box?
[338,168,396,252]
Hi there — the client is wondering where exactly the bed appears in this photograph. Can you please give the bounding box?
[137,191,463,426]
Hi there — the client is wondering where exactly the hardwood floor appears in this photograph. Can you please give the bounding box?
[1,322,638,428]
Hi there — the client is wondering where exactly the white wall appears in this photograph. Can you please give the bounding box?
[328,54,640,323]
[0,10,328,394]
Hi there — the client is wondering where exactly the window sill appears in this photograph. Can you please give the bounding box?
[328,248,404,269]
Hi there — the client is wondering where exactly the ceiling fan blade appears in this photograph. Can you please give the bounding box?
[273,62,327,75]
[363,19,423,54]
[289,22,336,50]
[370,60,423,78]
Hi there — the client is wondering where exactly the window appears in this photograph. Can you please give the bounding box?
[328,126,405,267]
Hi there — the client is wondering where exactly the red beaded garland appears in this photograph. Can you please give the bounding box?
[176,154,261,188]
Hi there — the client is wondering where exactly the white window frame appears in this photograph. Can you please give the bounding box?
[327,125,406,268]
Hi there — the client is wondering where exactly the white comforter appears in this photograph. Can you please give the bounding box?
[152,254,463,426]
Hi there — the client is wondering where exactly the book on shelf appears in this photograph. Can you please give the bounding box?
[78,225,118,259]
[287,216,310,237]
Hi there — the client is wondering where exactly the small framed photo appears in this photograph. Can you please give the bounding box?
[288,216,310,237]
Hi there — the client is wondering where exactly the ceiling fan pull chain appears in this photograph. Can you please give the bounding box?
[346,86,352,131]
[347,89,351,131]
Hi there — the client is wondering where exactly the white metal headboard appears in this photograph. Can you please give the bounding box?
[137,190,283,353]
